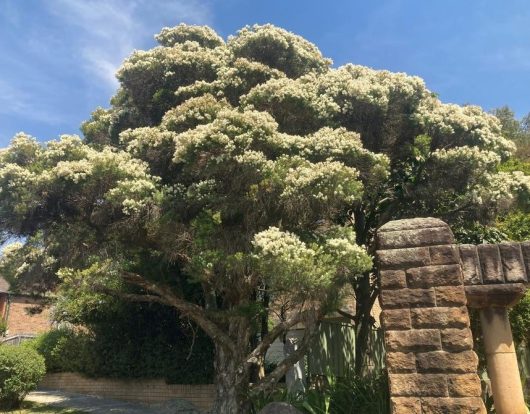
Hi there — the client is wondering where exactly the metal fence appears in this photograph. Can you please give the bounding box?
[1,333,36,345]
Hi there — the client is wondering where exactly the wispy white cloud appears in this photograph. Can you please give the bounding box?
[45,0,213,90]
[0,79,64,125]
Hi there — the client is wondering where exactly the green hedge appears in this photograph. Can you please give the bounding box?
[26,329,92,374]
[28,326,214,384]
[0,345,46,409]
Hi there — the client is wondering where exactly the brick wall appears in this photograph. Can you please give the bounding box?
[40,373,215,411]
[6,296,52,335]
[0,293,7,320]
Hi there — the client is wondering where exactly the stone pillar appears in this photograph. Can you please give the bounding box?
[461,242,528,414]
[376,218,485,414]
[480,308,526,414]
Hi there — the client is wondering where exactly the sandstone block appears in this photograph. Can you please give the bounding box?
[385,329,441,352]
[459,245,482,285]
[416,350,478,373]
[406,264,462,288]
[382,309,411,330]
[410,307,469,329]
[465,284,526,308]
[421,397,486,414]
[378,218,448,233]
[440,328,474,352]
[380,270,407,289]
[386,352,416,373]
[380,288,436,309]
[435,286,467,306]
[391,397,421,414]
[389,373,447,397]
[377,247,430,270]
[378,227,453,249]
[447,374,482,397]
[498,243,527,282]
[477,244,503,283]
[429,245,459,265]
[521,242,530,278]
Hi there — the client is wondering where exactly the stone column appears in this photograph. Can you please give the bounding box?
[480,307,526,414]
[376,218,485,414]
[459,242,529,414]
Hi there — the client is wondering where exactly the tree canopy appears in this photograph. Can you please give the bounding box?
[1,23,529,413]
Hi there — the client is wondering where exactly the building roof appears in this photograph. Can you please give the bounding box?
[0,276,10,293]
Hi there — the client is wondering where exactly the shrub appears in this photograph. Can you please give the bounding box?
[328,372,389,414]
[28,325,214,384]
[25,328,94,374]
[497,211,530,242]
[0,319,7,336]
[250,371,389,414]
[0,345,45,409]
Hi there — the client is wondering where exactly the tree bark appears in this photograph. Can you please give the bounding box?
[211,343,251,414]
[253,309,322,394]
[353,272,379,375]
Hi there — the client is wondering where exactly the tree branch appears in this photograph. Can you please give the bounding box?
[251,309,323,394]
[93,284,170,306]
[246,308,309,365]
[121,271,237,354]
[336,308,355,321]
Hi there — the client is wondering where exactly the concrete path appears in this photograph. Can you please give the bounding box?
[26,389,185,413]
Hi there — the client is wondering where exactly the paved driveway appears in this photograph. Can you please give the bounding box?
[27,390,202,413]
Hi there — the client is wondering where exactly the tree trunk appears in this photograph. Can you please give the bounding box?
[211,343,251,414]
[354,272,378,375]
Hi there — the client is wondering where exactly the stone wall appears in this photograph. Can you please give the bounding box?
[376,218,485,414]
[40,372,215,412]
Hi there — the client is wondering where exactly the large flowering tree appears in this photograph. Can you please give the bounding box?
[1,24,529,413]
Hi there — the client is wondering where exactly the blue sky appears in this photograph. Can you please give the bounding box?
[1,0,530,147]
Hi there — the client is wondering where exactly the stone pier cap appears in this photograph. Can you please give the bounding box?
[378,217,530,309]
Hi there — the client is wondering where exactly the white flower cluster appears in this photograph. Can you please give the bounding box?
[173,108,278,163]
[467,171,529,209]
[252,227,331,292]
[53,159,94,183]
[185,179,218,202]
[252,226,372,295]
[297,127,363,156]
[0,163,37,191]
[176,58,286,105]
[318,64,427,112]
[432,146,501,171]
[0,242,23,258]
[107,178,159,215]
[118,44,222,78]
[234,150,271,171]
[2,133,41,165]
[161,95,229,132]
[116,42,227,104]
[155,24,224,48]
[272,127,390,178]
[252,226,314,259]
[1,139,160,216]
[43,135,90,165]
[119,127,177,157]
[228,24,331,78]
[415,100,516,157]
[280,157,362,203]
[324,236,372,273]
[241,74,339,124]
